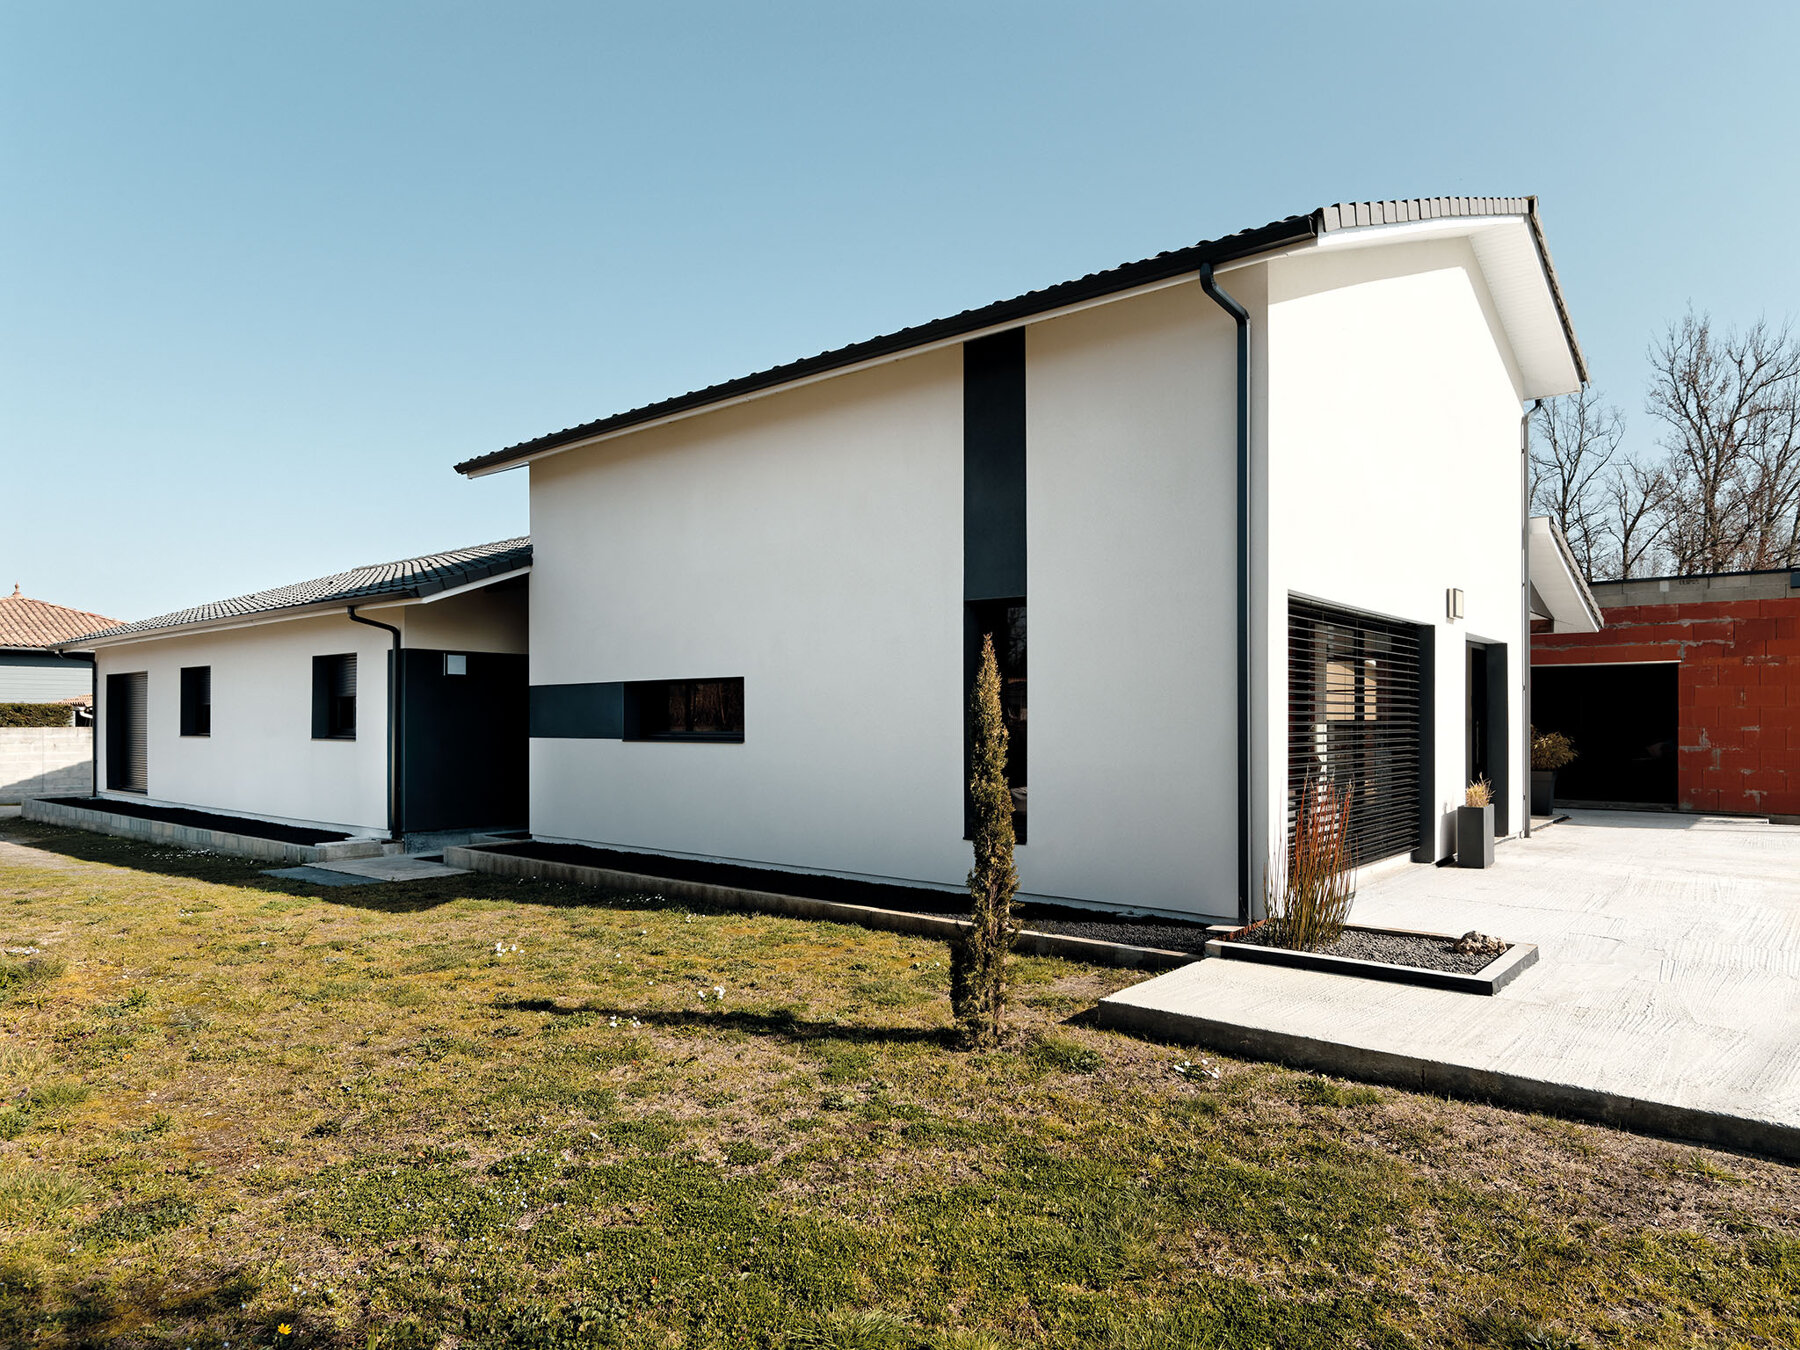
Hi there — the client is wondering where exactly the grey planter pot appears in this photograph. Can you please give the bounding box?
[1456,802,1495,869]
[1530,770,1556,816]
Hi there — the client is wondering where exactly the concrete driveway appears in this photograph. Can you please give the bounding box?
[1100,811,1800,1157]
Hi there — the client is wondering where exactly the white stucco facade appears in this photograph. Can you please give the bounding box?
[93,614,396,835]
[1258,236,1535,882]
[510,216,1577,920]
[87,584,529,836]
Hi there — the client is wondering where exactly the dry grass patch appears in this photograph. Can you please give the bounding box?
[0,819,1795,1349]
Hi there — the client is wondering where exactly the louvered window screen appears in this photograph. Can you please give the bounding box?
[106,671,148,793]
[312,654,358,740]
[1287,598,1423,866]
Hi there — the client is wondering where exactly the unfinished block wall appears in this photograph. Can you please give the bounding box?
[1534,597,1800,816]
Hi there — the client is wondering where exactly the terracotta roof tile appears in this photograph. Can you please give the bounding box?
[0,586,121,650]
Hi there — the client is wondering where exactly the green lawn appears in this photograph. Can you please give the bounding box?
[0,819,1795,1349]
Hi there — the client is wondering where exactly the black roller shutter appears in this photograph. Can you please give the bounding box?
[1288,598,1424,866]
[106,671,148,793]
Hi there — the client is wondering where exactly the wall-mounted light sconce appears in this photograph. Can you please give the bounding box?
[1446,588,1465,621]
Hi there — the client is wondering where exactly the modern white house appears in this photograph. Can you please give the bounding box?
[453,196,1594,924]
[450,198,1597,918]
[55,539,531,840]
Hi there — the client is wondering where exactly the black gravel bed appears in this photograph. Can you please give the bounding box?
[1235,924,1507,975]
[40,796,352,845]
[1011,914,1213,955]
[477,840,1215,951]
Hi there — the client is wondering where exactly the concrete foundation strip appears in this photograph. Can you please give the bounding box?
[1095,994,1800,1164]
[20,797,389,865]
[442,844,1197,972]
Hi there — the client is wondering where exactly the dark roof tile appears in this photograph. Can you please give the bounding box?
[63,538,531,646]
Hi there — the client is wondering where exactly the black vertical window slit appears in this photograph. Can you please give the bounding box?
[963,329,1028,842]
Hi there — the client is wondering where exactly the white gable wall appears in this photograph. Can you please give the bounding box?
[1259,237,1529,878]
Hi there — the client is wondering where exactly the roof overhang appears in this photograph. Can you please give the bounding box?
[1306,211,1585,400]
[56,564,532,652]
[1529,516,1603,633]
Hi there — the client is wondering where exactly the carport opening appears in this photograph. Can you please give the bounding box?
[1532,663,1678,808]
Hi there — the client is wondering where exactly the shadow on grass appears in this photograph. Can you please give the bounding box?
[0,1260,349,1350]
[0,820,712,918]
[492,997,957,1048]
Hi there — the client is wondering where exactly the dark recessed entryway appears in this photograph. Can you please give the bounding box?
[1532,662,1678,807]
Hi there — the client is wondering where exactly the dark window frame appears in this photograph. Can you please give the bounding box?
[311,653,358,741]
[622,676,745,743]
[179,665,212,737]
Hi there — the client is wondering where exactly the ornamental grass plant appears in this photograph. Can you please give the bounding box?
[1262,776,1357,952]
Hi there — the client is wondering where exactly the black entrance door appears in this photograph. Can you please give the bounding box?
[1531,663,1678,806]
[105,671,147,793]
[1466,641,1510,835]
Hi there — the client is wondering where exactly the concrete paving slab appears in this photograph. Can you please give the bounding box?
[264,865,378,887]
[309,855,470,882]
[1099,811,1800,1159]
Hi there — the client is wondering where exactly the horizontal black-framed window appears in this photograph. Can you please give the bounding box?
[624,677,744,742]
[311,653,357,740]
[178,665,211,737]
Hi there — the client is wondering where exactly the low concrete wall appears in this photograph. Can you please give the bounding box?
[20,796,389,865]
[444,844,1197,972]
[0,727,91,803]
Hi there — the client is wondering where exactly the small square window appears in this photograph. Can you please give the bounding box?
[444,653,468,676]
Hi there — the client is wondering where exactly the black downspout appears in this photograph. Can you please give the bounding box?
[1521,399,1542,839]
[1201,261,1253,927]
[347,607,404,841]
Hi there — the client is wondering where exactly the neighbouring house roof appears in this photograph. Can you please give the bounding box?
[1528,517,1604,634]
[456,195,1586,478]
[0,585,121,652]
[60,537,532,648]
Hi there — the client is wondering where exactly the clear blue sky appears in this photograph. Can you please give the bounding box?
[5,1,1797,620]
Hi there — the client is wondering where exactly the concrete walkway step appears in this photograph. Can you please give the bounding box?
[264,855,470,886]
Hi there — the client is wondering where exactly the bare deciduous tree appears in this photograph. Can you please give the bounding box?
[1530,386,1626,578]
[1647,311,1800,574]
[1598,457,1672,580]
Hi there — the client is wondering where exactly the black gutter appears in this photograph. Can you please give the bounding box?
[1521,399,1542,839]
[347,607,404,840]
[1200,261,1254,927]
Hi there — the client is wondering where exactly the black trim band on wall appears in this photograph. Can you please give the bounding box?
[530,682,624,738]
[963,329,1026,603]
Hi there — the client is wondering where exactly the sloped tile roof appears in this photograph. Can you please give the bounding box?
[456,195,1583,476]
[62,537,531,646]
[0,586,121,650]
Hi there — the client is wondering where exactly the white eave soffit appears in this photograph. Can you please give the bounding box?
[1310,215,1582,401]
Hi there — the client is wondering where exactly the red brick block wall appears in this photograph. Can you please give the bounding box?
[1533,597,1800,816]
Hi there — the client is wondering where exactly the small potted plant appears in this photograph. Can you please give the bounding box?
[1530,726,1577,816]
[1456,778,1494,869]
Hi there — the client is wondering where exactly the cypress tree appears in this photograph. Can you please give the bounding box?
[951,633,1019,1048]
